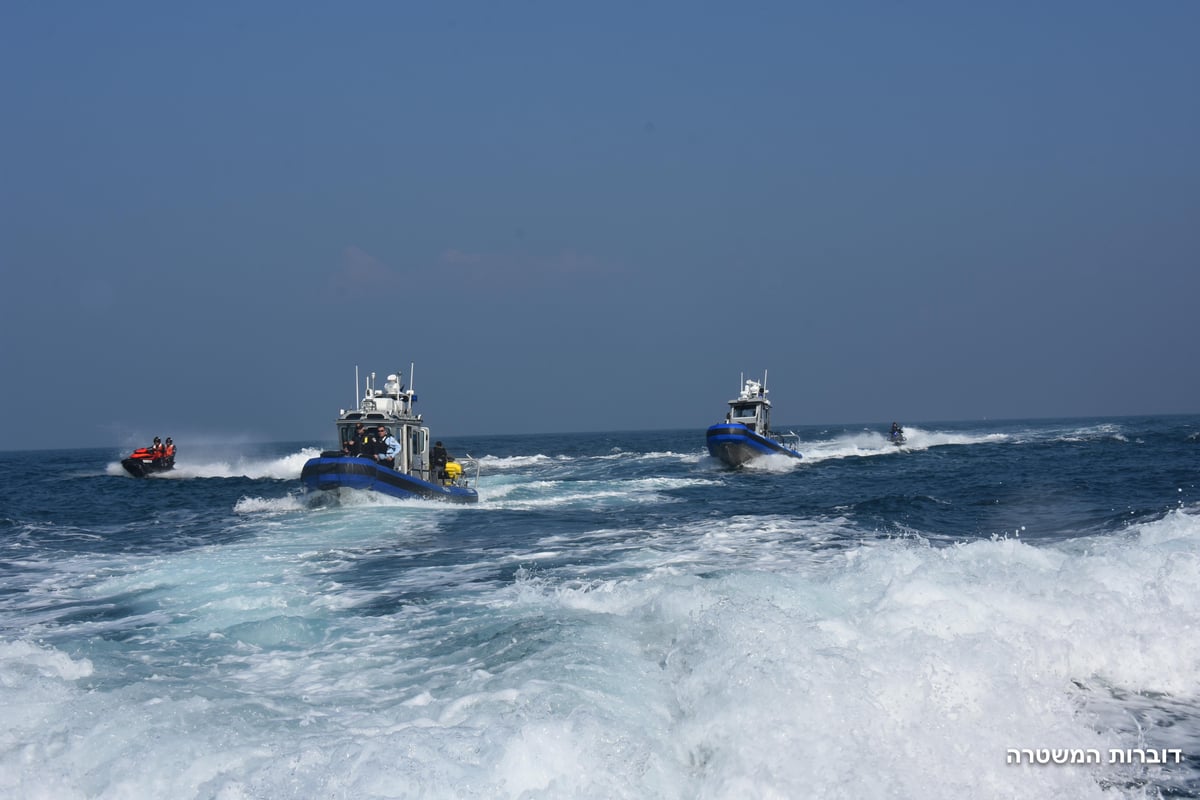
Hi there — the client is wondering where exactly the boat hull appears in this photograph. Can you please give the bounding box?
[300,456,478,504]
[706,423,803,467]
[121,458,174,478]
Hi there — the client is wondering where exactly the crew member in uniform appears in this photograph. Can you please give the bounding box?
[376,427,401,468]
[431,441,449,483]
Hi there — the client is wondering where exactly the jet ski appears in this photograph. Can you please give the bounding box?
[121,445,175,477]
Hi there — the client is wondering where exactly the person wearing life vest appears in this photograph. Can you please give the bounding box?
[163,437,176,465]
[350,422,374,456]
[151,437,165,461]
[375,426,401,468]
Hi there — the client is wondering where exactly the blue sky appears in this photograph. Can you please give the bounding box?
[2,2,1197,451]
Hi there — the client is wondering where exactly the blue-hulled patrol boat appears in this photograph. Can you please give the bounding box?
[705,373,802,467]
[300,366,478,503]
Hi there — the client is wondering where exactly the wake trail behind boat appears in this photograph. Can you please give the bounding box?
[107,448,320,480]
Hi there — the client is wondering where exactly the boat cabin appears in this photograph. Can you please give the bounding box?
[725,378,772,436]
[335,372,439,482]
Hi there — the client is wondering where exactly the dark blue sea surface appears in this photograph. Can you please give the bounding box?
[1,416,1198,798]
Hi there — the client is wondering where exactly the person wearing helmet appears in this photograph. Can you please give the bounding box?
[163,437,176,465]
[348,422,373,456]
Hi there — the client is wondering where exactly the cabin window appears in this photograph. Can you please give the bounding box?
[733,406,757,419]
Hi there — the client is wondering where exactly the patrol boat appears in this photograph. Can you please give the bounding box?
[705,373,803,467]
[300,367,479,503]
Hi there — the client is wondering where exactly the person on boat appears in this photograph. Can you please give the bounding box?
[889,422,904,442]
[351,423,373,456]
[376,426,401,468]
[151,437,165,461]
[431,440,449,481]
[163,437,176,464]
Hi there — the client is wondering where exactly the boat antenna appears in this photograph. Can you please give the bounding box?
[763,369,768,391]
[355,365,360,407]
[409,362,415,393]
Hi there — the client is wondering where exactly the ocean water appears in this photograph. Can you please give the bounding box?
[1,415,1198,799]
